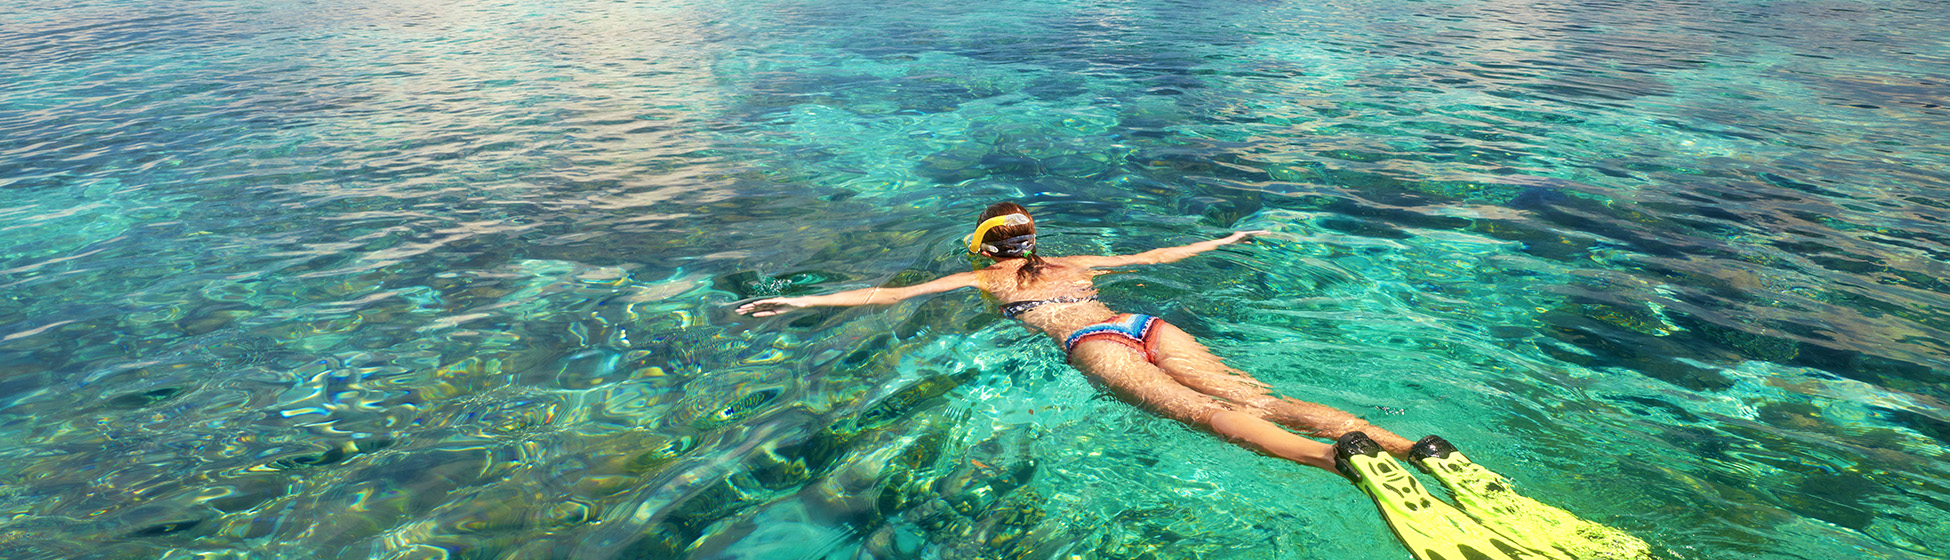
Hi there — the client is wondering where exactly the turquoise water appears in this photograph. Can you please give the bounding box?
[2,0,1947,557]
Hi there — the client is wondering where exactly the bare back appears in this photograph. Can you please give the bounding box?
[973,257,1126,343]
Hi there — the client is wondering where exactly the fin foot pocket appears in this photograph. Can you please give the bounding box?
[1335,432,1569,560]
[1409,435,1655,560]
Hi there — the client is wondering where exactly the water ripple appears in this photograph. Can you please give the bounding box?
[2,0,1947,558]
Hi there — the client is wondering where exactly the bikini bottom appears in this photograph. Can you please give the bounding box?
[1063,313,1162,363]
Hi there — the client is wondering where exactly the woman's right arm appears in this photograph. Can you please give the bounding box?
[1071,231,1269,268]
[735,272,979,317]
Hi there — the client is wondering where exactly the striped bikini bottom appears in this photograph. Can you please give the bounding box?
[1063,313,1162,363]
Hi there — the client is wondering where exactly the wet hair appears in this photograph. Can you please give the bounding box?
[978,202,1048,284]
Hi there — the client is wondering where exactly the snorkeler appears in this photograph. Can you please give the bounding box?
[737,202,1653,560]
[737,202,1407,469]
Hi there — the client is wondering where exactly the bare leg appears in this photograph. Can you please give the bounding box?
[1146,321,1416,456]
[1070,340,1338,472]
[1209,411,1335,470]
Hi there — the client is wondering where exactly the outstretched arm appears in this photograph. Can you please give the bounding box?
[735,272,979,317]
[1071,230,1270,268]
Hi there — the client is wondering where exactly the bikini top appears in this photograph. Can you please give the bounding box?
[998,296,1096,319]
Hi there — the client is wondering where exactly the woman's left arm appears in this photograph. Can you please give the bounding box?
[1071,230,1270,268]
[736,272,980,317]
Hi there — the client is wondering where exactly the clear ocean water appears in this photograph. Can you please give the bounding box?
[2,0,1946,558]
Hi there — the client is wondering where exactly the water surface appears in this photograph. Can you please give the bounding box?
[1,0,1946,558]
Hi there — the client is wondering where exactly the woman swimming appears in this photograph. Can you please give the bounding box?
[735,201,1414,471]
[737,202,1658,560]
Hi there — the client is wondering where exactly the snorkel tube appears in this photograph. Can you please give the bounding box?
[967,213,1032,255]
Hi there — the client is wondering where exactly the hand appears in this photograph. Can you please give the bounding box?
[736,297,804,317]
[1220,230,1272,244]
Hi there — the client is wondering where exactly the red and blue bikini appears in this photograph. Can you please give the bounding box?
[1064,313,1163,363]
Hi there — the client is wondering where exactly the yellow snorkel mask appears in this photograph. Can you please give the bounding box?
[966,213,1032,254]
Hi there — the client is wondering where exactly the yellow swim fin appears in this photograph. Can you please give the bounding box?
[1408,436,1654,560]
[1334,432,1570,560]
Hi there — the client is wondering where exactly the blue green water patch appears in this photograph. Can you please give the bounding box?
[2,0,1947,558]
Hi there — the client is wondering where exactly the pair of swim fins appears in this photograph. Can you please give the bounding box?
[1333,432,1654,560]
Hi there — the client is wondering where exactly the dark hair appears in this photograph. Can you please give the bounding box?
[978,202,1048,284]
